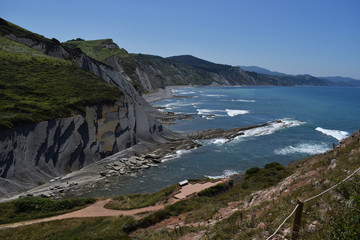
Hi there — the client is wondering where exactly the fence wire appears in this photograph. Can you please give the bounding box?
[266,166,360,239]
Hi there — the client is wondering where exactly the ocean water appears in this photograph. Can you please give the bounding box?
[80,86,360,197]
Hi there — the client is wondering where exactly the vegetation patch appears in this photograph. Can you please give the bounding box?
[329,176,360,239]
[63,39,136,75]
[0,196,95,224]
[105,184,178,210]
[0,36,123,129]
[0,216,132,240]
[122,162,288,233]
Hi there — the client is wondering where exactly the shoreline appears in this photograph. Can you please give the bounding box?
[142,86,176,103]
[143,85,193,103]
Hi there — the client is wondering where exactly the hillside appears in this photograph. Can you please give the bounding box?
[63,39,136,76]
[239,65,360,87]
[239,65,288,76]
[168,55,330,86]
[0,25,123,129]
[0,18,170,197]
[0,130,359,239]
[63,39,335,91]
[168,55,231,73]
[320,76,360,87]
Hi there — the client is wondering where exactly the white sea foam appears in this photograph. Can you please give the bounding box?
[172,89,195,95]
[202,119,304,145]
[275,143,330,155]
[197,109,226,117]
[205,138,228,145]
[230,99,256,103]
[234,119,304,140]
[201,94,226,97]
[315,127,349,141]
[225,109,249,117]
[161,149,194,162]
[164,101,201,109]
[205,170,239,179]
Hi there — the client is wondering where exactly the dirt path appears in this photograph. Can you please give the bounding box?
[0,180,223,230]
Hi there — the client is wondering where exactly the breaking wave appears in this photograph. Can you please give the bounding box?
[205,170,239,179]
[315,127,349,141]
[201,119,305,146]
[275,143,330,155]
[234,119,305,140]
[197,109,227,117]
[161,149,194,162]
[225,109,249,117]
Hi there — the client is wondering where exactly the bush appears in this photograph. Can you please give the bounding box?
[329,176,360,239]
[197,182,231,197]
[13,197,95,213]
[0,196,95,224]
[246,167,260,175]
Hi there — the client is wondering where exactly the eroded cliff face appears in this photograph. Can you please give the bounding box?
[0,32,174,197]
[0,95,167,196]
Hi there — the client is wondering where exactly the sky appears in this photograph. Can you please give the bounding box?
[1,0,360,79]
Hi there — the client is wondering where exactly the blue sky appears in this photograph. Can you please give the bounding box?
[2,0,360,79]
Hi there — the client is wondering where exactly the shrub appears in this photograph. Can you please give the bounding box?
[13,197,95,213]
[329,176,360,239]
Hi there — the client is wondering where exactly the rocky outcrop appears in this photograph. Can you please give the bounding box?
[0,94,171,197]
[5,34,70,59]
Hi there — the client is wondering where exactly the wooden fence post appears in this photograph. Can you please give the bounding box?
[291,200,304,240]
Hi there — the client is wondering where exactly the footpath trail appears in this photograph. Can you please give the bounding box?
[0,180,223,230]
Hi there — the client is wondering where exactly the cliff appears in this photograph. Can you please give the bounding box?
[0,19,171,197]
[0,96,169,196]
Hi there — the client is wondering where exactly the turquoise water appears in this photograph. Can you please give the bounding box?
[81,86,360,197]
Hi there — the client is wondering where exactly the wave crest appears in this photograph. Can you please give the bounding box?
[234,119,304,140]
[315,127,349,141]
[205,170,239,179]
[225,109,249,117]
[275,143,330,155]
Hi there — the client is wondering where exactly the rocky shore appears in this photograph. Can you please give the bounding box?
[6,118,301,201]
[0,85,304,202]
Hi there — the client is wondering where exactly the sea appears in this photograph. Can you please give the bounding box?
[80,86,360,197]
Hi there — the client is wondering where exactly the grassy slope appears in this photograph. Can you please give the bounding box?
[0,35,123,129]
[105,184,178,210]
[1,131,358,239]
[0,197,95,225]
[63,39,136,75]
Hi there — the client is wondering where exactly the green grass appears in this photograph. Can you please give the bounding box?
[105,184,178,210]
[0,216,132,240]
[0,196,95,225]
[0,36,123,129]
[63,39,136,75]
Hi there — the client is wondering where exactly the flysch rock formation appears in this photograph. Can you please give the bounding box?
[0,30,180,199]
[0,94,177,198]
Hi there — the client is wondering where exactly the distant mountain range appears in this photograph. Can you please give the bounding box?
[238,66,287,76]
[239,65,360,86]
